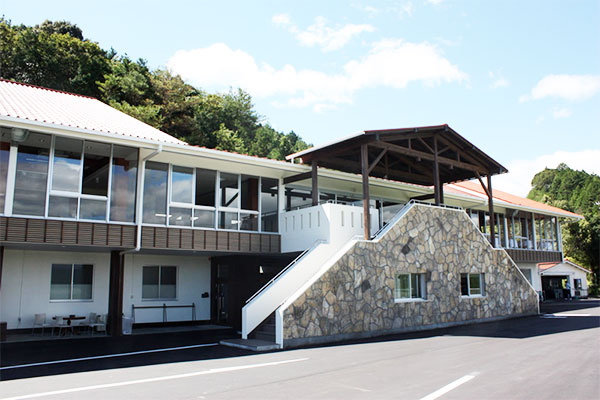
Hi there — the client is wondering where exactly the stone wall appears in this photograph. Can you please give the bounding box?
[282,204,539,346]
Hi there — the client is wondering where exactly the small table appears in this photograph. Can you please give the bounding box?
[53,316,86,335]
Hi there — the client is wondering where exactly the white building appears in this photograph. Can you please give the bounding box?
[0,79,585,348]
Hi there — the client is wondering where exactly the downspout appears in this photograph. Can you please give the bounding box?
[121,144,163,256]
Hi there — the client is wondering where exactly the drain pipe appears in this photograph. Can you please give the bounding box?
[121,144,163,256]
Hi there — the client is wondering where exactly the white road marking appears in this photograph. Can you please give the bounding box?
[0,343,219,370]
[419,373,477,400]
[541,314,567,319]
[0,357,309,400]
[553,313,592,317]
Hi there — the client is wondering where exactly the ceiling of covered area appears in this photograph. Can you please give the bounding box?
[287,125,508,186]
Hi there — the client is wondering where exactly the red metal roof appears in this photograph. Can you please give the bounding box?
[449,180,583,219]
[0,79,185,145]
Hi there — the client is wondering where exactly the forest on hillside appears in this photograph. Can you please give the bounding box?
[0,18,310,159]
[528,164,600,289]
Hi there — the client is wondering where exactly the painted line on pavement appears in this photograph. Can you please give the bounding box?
[553,313,591,317]
[419,373,477,400]
[0,343,219,370]
[0,357,309,400]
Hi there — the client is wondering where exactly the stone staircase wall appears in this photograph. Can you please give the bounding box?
[281,204,539,347]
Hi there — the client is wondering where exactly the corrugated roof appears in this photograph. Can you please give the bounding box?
[0,79,185,145]
[450,180,583,219]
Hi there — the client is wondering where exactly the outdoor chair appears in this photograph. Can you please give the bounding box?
[31,313,54,335]
[89,313,107,335]
[55,316,73,336]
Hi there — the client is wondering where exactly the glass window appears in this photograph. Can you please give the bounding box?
[171,166,193,204]
[285,187,312,211]
[50,264,93,300]
[52,137,82,192]
[520,268,532,284]
[219,211,238,230]
[240,212,258,231]
[241,175,259,211]
[261,178,278,232]
[110,146,137,223]
[0,133,10,212]
[220,172,239,208]
[143,162,168,224]
[395,273,426,299]
[142,266,176,299]
[169,207,192,227]
[193,209,215,228]
[81,141,110,196]
[80,198,107,220]
[195,168,216,207]
[13,132,51,216]
[461,273,485,297]
[48,196,77,218]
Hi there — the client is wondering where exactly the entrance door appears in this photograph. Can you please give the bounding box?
[542,275,567,300]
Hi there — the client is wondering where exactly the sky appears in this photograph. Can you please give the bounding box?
[3,0,600,196]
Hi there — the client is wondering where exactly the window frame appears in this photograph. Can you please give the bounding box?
[142,265,178,301]
[49,263,94,302]
[460,273,485,297]
[394,273,427,302]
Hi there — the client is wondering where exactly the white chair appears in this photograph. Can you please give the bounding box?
[89,313,106,335]
[55,316,73,336]
[31,313,54,335]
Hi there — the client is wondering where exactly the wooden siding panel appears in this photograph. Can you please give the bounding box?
[121,226,136,247]
[45,221,62,244]
[61,222,78,245]
[217,231,228,251]
[107,225,122,246]
[205,231,217,250]
[154,228,168,248]
[180,229,193,250]
[0,217,6,241]
[260,234,270,252]
[270,235,280,253]
[240,233,250,252]
[92,224,107,246]
[167,229,180,249]
[228,232,240,252]
[141,226,154,248]
[26,219,45,242]
[250,233,260,252]
[505,248,562,263]
[78,223,93,245]
[192,230,205,250]
[6,218,26,242]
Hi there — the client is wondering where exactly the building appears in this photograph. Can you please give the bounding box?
[0,79,584,348]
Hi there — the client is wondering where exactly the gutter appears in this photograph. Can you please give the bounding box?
[120,144,163,256]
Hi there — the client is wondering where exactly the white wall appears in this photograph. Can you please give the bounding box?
[122,254,211,323]
[541,263,589,296]
[517,263,541,293]
[0,249,110,329]
[280,203,379,252]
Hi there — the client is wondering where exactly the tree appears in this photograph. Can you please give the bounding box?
[528,164,600,292]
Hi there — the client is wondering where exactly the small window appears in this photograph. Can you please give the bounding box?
[395,273,426,300]
[142,266,177,299]
[461,273,485,297]
[519,268,532,284]
[50,264,93,300]
[574,279,582,290]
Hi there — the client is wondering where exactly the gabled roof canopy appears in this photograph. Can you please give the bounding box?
[287,124,508,186]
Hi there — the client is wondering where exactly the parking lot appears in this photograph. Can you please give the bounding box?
[1,300,599,399]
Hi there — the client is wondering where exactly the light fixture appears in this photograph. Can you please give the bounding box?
[11,127,29,143]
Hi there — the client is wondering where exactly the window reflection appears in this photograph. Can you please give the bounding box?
[143,161,168,224]
[52,137,82,192]
[110,146,137,223]
[13,132,50,216]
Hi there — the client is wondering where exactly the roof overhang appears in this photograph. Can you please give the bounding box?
[287,125,507,186]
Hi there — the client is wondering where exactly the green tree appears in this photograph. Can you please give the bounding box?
[528,164,600,291]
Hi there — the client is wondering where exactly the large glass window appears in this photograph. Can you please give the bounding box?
[261,178,278,232]
[13,132,51,216]
[195,169,216,207]
[50,264,93,300]
[220,172,239,208]
[143,162,168,224]
[51,136,82,193]
[142,266,176,299]
[241,175,259,211]
[110,146,138,223]
[395,273,426,300]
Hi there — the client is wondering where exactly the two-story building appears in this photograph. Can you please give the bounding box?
[0,79,585,348]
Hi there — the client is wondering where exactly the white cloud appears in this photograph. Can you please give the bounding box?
[493,150,600,197]
[519,74,600,102]
[489,72,509,89]
[426,0,444,5]
[552,107,572,119]
[167,40,467,110]
[273,15,375,52]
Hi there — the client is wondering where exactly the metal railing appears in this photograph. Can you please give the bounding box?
[131,303,196,323]
[246,239,327,304]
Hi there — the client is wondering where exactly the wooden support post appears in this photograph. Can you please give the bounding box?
[361,144,371,240]
[108,250,125,336]
[433,135,441,206]
[487,174,496,248]
[311,162,318,206]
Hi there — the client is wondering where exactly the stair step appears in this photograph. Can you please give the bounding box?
[258,323,275,331]
[220,338,279,352]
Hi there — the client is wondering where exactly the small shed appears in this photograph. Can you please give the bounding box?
[539,260,592,299]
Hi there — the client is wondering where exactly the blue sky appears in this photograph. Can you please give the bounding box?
[3,0,600,195]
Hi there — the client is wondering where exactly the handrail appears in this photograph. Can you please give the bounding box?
[246,239,328,304]
[131,303,196,323]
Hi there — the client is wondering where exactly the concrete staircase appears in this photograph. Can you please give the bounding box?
[251,313,275,342]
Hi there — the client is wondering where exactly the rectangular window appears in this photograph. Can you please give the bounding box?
[574,279,582,290]
[0,133,11,212]
[220,172,239,208]
[395,273,426,300]
[460,273,485,297]
[143,161,168,224]
[110,145,138,223]
[195,168,216,207]
[142,266,176,299]
[13,132,51,216]
[261,178,278,232]
[520,268,532,284]
[50,264,93,300]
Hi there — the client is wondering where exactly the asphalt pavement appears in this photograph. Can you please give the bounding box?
[1,300,598,399]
